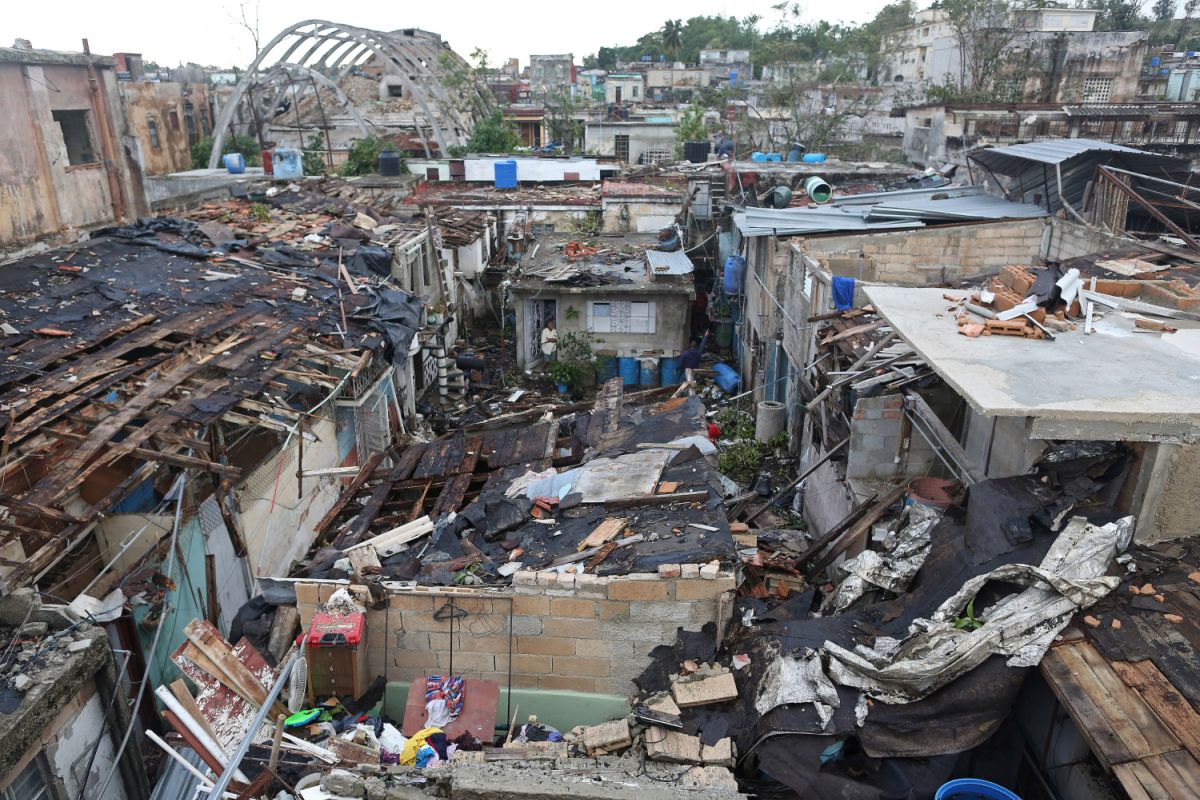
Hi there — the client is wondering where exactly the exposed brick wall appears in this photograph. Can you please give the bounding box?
[803,219,1051,285]
[846,395,937,481]
[295,571,735,697]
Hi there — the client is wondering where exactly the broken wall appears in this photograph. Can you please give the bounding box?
[601,199,683,234]
[117,80,213,176]
[802,218,1052,285]
[846,395,939,482]
[0,55,146,250]
[236,415,354,581]
[0,682,129,800]
[295,569,735,696]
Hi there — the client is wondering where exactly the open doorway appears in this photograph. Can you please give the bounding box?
[524,298,557,367]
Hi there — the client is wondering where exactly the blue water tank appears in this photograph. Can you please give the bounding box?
[802,153,827,163]
[222,153,246,174]
[638,358,660,386]
[723,255,745,296]
[750,151,768,162]
[272,147,303,179]
[597,357,619,383]
[935,779,1020,800]
[494,160,518,188]
[1151,56,1162,66]
[660,356,681,386]
[619,357,639,386]
[713,363,740,393]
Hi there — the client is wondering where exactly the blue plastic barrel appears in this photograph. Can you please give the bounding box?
[713,363,740,393]
[935,779,1020,800]
[494,160,518,188]
[660,356,681,386]
[723,255,745,296]
[597,357,619,383]
[222,153,246,174]
[619,357,639,386]
[272,147,303,179]
[801,153,827,163]
[638,358,659,386]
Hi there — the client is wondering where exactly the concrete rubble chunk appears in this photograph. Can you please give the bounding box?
[13,674,33,691]
[364,775,388,800]
[702,737,734,767]
[581,718,632,756]
[67,639,93,653]
[671,670,738,708]
[645,692,681,717]
[323,768,367,797]
[18,622,48,638]
[681,765,740,793]
[645,726,702,763]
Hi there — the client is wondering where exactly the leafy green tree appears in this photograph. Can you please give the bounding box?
[661,19,685,60]
[338,135,385,176]
[544,92,585,154]
[1152,0,1177,19]
[191,133,260,169]
[463,109,519,154]
[302,132,328,176]
[1094,0,1148,29]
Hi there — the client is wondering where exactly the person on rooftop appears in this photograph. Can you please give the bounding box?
[680,329,709,389]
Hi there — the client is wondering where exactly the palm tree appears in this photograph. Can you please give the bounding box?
[661,19,684,62]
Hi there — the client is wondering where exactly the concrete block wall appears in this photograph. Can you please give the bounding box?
[295,570,735,698]
[803,218,1050,285]
[1048,220,1132,261]
[846,394,937,481]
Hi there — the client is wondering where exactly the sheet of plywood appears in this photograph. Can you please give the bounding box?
[570,450,669,503]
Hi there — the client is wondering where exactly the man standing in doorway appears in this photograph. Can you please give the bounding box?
[540,318,558,365]
[680,329,709,390]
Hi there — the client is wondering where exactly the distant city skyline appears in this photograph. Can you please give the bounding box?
[6,0,897,70]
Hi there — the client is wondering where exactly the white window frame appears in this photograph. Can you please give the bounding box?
[587,301,613,333]
[586,300,656,334]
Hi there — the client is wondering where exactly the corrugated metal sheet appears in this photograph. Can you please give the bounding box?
[967,138,1189,215]
[969,138,1145,167]
[645,249,695,275]
[733,185,1045,237]
[149,745,205,800]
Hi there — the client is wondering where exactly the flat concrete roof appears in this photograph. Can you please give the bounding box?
[865,285,1200,438]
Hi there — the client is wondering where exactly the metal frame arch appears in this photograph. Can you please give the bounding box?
[209,20,481,168]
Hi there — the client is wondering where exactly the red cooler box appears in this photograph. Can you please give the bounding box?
[306,610,368,700]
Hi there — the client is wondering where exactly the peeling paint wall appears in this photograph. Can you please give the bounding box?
[0,56,145,250]
[0,683,127,800]
[118,81,213,175]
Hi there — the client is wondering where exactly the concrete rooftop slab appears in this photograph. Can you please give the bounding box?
[865,285,1200,436]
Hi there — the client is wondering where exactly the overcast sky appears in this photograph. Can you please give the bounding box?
[6,0,894,69]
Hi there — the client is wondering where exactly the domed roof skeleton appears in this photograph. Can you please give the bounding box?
[208,20,487,168]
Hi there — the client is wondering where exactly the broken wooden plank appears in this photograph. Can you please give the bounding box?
[577,518,628,552]
[312,448,390,539]
[1111,659,1200,763]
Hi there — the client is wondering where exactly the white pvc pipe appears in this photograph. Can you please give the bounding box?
[154,686,250,784]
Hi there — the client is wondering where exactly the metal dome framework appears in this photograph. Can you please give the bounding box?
[208,20,489,167]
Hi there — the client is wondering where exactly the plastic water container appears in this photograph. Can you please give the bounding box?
[379,149,402,177]
[222,153,246,174]
[805,176,833,204]
[494,160,518,188]
[597,356,619,383]
[935,779,1020,800]
[723,255,745,296]
[660,356,681,386]
[638,358,659,386]
[801,153,827,163]
[713,363,740,393]
[272,147,303,179]
[619,357,639,386]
